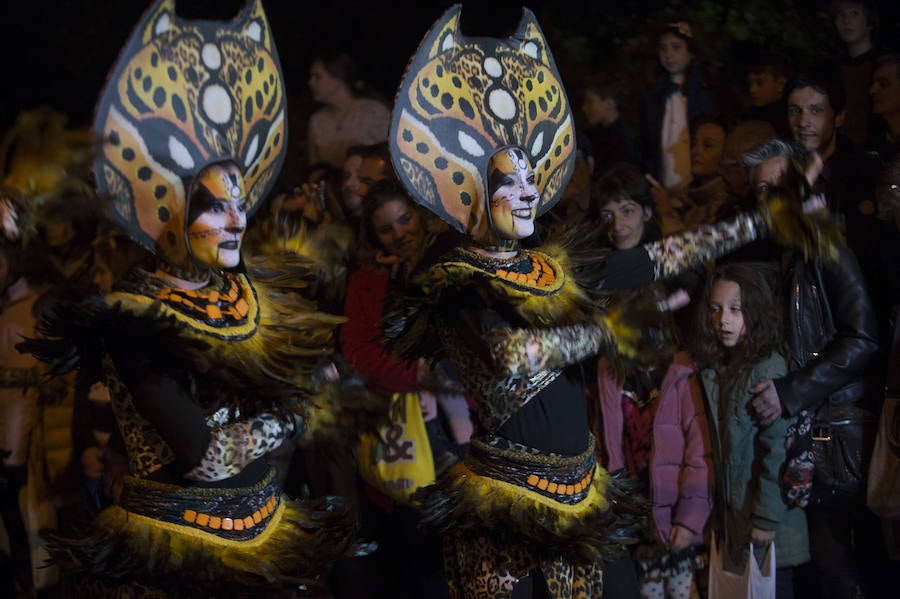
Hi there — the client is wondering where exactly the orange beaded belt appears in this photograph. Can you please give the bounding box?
[117,468,280,541]
[467,435,597,506]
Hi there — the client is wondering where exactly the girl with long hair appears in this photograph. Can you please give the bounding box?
[691,262,809,598]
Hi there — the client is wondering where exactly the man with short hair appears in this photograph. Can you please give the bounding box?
[784,68,880,285]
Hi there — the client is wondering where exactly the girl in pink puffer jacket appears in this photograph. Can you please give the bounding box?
[596,350,713,598]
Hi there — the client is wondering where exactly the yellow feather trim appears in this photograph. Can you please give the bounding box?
[436,461,610,523]
[427,245,596,327]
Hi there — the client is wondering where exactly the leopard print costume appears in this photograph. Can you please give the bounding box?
[440,320,612,432]
[443,531,603,599]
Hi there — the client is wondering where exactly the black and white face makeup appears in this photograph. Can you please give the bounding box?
[188,163,247,269]
[487,147,539,241]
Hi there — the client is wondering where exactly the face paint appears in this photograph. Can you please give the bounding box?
[188,164,247,269]
[487,148,539,241]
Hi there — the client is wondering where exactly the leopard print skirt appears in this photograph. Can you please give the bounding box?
[413,434,644,598]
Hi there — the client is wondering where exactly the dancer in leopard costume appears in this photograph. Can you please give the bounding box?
[383,5,840,598]
[18,1,383,597]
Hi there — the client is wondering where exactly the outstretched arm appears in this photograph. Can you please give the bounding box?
[643,212,764,281]
[483,322,613,376]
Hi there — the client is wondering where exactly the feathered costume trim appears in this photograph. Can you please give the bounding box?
[384,244,597,364]
[413,458,646,564]
[45,490,352,596]
[384,242,676,377]
[0,106,98,247]
[23,268,387,444]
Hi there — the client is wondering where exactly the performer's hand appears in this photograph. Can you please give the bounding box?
[749,379,782,427]
[664,289,691,312]
[668,524,693,552]
[750,527,775,547]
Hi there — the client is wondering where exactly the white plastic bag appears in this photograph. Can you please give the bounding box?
[707,532,775,599]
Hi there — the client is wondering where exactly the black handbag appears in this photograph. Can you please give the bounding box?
[809,400,879,508]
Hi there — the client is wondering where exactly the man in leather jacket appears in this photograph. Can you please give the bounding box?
[743,138,888,599]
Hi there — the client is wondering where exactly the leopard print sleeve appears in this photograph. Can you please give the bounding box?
[442,319,615,432]
[644,211,765,280]
[184,412,295,482]
[483,324,613,378]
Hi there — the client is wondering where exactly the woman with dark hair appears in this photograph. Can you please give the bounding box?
[593,162,662,251]
[307,51,391,169]
[340,179,467,598]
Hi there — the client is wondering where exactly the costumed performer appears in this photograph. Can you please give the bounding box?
[383,5,842,598]
[19,1,381,596]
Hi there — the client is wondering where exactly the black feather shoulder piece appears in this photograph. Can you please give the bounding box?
[20,267,346,418]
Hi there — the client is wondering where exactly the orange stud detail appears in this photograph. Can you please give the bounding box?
[547,482,558,494]
[208,516,222,530]
[196,513,210,527]
[235,298,249,317]
[565,485,575,495]
[574,482,583,493]
[260,505,269,518]
[526,474,540,486]
[233,518,244,531]
[206,304,222,320]
[208,290,220,303]
[183,510,197,523]
[537,479,549,490]
[244,516,255,529]
[252,511,262,524]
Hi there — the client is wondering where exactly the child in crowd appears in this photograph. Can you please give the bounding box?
[595,328,713,598]
[641,20,719,194]
[743,52,792,138]
[690,262,809,599]
[580,75,642,178]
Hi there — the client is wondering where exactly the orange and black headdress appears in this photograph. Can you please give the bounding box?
[389,4,575,243]
[92,0,286,269]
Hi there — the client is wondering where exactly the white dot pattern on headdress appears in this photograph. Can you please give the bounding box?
[244,135,259,168]
[202,85,232,125]
[531,132,544,156]
[522,41,539,59]
[489,89,516,120]
[441,32,455,52]
[154,13,171,36]
[484,57,503,78]
[244,21,262,43]
[168,136,195,170]
[458,130,485,157]
[202,44,221,70]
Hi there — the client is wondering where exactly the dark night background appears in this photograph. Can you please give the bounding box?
[2,0,898,179]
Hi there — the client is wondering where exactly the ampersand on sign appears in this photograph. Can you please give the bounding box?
[382,423,414,463]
